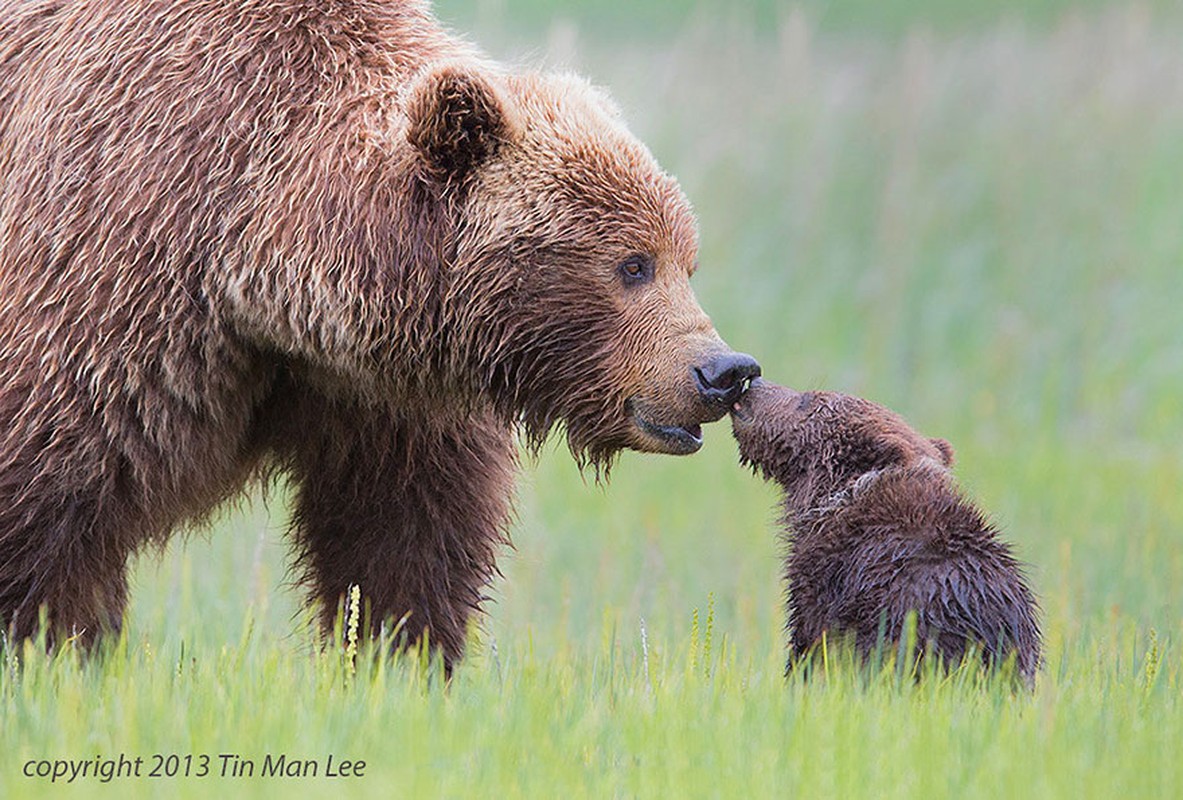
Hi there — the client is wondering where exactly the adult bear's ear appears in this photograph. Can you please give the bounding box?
[406,63,515,185]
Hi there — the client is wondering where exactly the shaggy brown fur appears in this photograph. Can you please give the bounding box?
[0,0,757,666]
[732,381,1041,683]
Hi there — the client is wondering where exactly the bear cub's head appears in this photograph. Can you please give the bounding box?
[730,380,954,512]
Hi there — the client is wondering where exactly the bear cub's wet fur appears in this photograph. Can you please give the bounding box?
[732,380,1040,682]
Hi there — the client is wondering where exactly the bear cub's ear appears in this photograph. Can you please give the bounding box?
[407,63,515,185]
[930,437,955,467]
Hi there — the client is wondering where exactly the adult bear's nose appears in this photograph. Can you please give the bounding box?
[694,352,762,407]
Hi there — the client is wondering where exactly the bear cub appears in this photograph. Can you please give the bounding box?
[731,380,1041,683]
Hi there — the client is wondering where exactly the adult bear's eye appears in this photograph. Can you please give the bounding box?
[618,254,654,286]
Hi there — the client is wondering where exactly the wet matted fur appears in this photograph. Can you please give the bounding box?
[0,0,747,667]
[732,381,1041,683]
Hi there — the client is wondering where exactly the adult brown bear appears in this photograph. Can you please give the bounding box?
[0,0,758,666]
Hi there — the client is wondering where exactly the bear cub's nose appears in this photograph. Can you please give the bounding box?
[695,352,762,407]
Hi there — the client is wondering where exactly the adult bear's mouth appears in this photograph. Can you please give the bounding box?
[627,400,706,455]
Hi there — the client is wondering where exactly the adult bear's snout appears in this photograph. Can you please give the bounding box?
[694,352,761,407]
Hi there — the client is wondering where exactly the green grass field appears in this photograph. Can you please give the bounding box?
[3,2,1182,797]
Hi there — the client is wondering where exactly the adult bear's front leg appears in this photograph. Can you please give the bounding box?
[280,395,517,669]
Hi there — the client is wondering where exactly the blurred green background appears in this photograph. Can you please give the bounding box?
[435,0,1180,37]
[128,0,1182,659]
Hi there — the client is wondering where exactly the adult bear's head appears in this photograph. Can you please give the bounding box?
[407,62,759,469]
